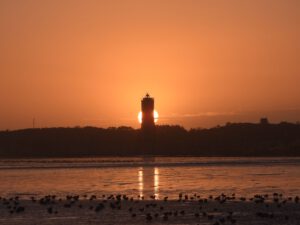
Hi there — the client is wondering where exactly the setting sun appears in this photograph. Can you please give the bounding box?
[138,110,159,124]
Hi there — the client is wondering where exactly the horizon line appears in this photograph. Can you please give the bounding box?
[2,119,300,133]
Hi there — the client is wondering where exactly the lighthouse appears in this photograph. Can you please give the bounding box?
[139,93,156,155]
[141,93,155,131]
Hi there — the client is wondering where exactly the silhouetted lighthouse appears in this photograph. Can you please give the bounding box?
[141,93,155,131]
[140,93,156,155]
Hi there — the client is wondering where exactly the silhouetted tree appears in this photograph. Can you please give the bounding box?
[0,122,299,157]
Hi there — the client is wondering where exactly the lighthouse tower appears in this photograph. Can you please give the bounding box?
[141,93,155,131]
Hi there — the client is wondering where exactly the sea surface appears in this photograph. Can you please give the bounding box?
[0,157,299,199]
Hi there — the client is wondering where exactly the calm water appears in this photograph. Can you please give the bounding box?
[0,157,299,199]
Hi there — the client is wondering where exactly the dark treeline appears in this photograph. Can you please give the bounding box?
[0,121,300,157]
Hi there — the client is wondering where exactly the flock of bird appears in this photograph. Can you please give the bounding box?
[0,193,299,224]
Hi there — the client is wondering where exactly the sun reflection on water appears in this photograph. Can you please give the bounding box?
[154,167,159,199]
[138,169,143,197]
[138,167,160,199]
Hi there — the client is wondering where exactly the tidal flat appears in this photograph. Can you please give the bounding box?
[0,193,299,225]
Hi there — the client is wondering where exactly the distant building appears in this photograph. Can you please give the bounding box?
[260,117,269,125]
[141,93,155,131]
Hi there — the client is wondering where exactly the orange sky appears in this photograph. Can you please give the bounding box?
[0,0,299,130]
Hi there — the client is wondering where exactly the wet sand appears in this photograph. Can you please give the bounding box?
[0,194,299,225]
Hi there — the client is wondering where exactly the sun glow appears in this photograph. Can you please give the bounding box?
[138,110,159,124]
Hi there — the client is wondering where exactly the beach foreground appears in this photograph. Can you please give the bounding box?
[0,194,299,225]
